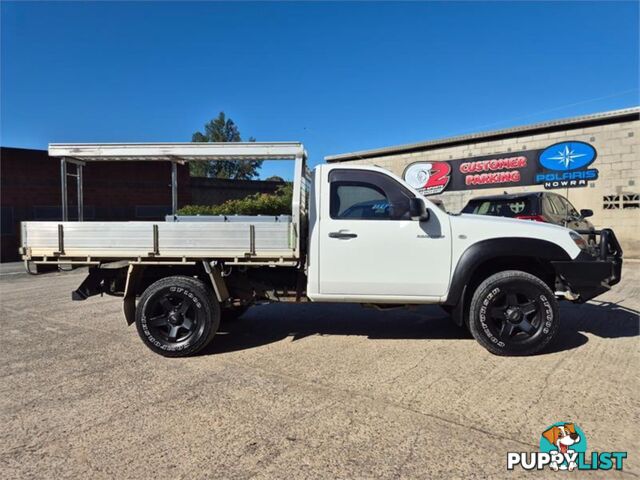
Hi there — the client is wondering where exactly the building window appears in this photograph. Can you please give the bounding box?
[603,196,620,209]
[622,194,640,209]
[602,194,639,210]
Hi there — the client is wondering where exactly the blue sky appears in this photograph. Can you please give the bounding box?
[2,1,638,179]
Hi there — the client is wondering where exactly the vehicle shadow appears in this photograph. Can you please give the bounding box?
[548,300,640,353]
[199,303,470,356]
[199,300,639,356]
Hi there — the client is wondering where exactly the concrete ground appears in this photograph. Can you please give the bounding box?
[0,262,638,479]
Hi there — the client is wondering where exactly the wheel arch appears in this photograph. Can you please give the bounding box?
[122,261,229,325]
[444,238,570,326]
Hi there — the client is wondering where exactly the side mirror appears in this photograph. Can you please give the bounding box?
[580,209,593,218]
[409,197,430,221]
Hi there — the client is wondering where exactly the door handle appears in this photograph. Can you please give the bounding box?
[328,231,358,239]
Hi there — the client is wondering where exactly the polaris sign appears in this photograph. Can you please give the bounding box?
[535,141,599,190]
[405,140,599,195]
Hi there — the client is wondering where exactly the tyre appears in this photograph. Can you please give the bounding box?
[135,276,220,357]
[468,270,559,356]
[221,305,249,322]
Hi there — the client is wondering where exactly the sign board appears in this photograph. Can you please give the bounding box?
[403,141,598,196]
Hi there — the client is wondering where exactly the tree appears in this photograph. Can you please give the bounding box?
[190,112,262,179]
[264,175,285,182]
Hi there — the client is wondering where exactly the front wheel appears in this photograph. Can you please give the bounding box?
[135,276,220,357]
[468,270,559,356]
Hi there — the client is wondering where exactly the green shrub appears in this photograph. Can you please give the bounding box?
[178,183,293,216]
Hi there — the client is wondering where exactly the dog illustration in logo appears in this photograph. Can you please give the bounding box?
[542,423,581,471]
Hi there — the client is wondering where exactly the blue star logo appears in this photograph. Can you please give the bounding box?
[547,145,587,169]
[539,141,596,172]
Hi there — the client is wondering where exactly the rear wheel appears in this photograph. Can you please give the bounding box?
[135,276,219,357]
[468,270,559,356]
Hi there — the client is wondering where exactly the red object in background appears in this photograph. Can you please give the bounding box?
[516,214,547,222]
[425,162,451,189]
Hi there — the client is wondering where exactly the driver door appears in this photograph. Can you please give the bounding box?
[317,168,451,299]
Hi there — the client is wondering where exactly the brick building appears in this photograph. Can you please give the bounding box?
[0,147,283,261]
[326,107,640,257]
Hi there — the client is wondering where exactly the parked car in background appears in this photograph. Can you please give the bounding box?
[461,192,595,233]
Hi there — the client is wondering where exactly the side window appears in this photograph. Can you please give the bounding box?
[329,169,412,220]
[562,197,580,218]
[547,195,566,217]
[331,183,390,219]
[474,202,491,215]
[554,195,573,218]
[542,196,558,215]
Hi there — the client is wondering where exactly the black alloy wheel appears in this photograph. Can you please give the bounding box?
[468,270,559,356]
[146,292,201,344]
[135,276,220,357]
[486,290,542,342]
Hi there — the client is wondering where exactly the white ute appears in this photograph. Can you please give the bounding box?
[20,142,623,356]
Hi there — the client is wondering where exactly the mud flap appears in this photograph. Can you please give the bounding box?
[123,265,145,325]
[202,260,230,303]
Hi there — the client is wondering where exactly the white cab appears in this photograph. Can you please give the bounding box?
[307,165,452,302]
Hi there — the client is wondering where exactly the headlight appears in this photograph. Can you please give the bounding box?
[569,231,587,250]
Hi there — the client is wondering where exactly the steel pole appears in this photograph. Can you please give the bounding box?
[77,164,84,221]
[171,162,178,217]
[60,158,68,221]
